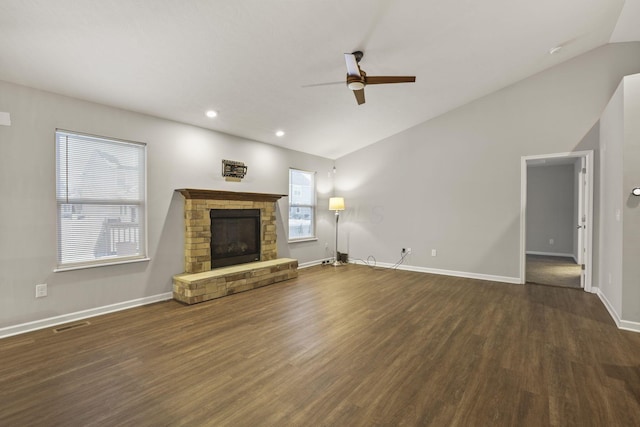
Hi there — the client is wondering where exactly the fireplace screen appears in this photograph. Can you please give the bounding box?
[210,209,260,268]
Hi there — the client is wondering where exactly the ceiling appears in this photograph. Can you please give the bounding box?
[1,1,639,159]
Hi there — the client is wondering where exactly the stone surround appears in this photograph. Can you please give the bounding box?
[176,189,286,274]
[173,189,298,304]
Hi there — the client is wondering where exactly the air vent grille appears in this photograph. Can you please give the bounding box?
[53,321,91,333]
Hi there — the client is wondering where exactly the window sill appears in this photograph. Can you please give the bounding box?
[288,237,318,244]
[54,257,151,272]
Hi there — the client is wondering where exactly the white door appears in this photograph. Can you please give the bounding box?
[577,156,586,288]
[578,153,593,292]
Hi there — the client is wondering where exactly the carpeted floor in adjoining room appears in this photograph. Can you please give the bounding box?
[526,254,581,288]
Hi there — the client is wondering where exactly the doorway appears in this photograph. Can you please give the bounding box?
[519,151,593,291]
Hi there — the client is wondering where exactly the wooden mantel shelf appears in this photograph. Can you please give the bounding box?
[176,188,287,202]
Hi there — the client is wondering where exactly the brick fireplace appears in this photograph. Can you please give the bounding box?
[172,189,298,304]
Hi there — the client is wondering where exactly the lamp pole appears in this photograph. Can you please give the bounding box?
[329,197,345,267]
[332,209,341,266]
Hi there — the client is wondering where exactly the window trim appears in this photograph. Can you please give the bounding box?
[288,168,317,242]
[55,129,149,271]
[53,256,151,273]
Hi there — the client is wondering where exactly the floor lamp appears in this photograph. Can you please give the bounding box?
[329,197,345,266]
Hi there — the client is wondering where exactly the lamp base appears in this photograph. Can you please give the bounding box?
[332,252,348,267]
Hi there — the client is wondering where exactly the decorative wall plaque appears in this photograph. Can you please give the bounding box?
[222,159,247,182]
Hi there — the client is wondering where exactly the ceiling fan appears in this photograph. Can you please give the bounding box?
[344,51,416,105]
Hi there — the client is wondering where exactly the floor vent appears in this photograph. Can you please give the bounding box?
[53,321,91,333]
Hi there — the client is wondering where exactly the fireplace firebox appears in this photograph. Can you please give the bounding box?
[210,209,261,268]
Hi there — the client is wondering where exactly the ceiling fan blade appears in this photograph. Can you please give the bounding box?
[353,89,365,105]
[344,53,361,77]
[365,76,416,85]
[301,81,345,88]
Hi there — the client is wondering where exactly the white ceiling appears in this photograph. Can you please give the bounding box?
[1,0,638,159]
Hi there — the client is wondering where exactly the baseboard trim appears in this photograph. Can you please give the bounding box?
[351,260,521,285]
[526,251,576,259]
[298,260,321,269]
[595,288,640,333]
[619,319,640,333]
[595,288,621,328]
[298,258,336,269]
[0,292,173,340]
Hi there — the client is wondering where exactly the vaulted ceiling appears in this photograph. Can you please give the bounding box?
[1,0,639,159]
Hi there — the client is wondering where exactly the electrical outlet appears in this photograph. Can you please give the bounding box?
[35,283,47,298]
[549,238,555,245]
[431,249,437,257]
[406,247,411,254]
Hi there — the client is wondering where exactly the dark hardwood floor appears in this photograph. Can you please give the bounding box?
[1,265,639,426]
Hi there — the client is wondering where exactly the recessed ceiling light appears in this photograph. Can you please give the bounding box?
[549,46,563,55]
[205,110,218,118]
[275,130,285,137]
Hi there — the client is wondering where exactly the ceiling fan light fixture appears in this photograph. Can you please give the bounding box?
[348,81,365,90]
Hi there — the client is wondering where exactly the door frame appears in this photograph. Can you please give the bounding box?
[519,150,594,292]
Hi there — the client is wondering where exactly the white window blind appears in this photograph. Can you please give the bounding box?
[55,130,147,269]
[288,168,316,240]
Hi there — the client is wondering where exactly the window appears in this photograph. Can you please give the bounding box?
[55,130,147,270]
[288,168,316,241]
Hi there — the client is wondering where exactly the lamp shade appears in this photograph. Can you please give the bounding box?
[329,197,345,211]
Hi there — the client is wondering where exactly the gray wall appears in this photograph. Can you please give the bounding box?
[622,74,640,323]
[0,80,333,330]
[598,73,640,325]
[526,164,577,257]
[335,42,640,283]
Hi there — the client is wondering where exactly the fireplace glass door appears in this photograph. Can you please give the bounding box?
[210,209,260,268]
